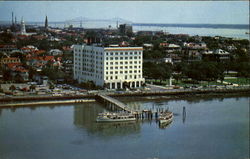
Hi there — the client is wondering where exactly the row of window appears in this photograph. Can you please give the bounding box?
[105,75,141,80]
[106,56,141,60]
[106,61,141,65]
[106,70,141,74]
[106,65,141,70]
[106,51,142,56]
[75,49,103,55]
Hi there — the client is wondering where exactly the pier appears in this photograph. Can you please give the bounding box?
[95,94,133,113]
[95,94,168,120]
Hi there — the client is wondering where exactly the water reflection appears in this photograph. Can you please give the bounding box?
[182,106,186,124]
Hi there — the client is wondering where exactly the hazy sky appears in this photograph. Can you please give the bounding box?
[0,1,249,24]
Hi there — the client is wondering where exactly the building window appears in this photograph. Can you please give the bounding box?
[110,52,113,55]
[106,72,108,74]
[129,70,132,73]
[120,57,123,60]
[120,66,123,69]
[130,61,132,64]
[115,57,118,60]
[125,57,128,60]
[115,52,118,55]
[120,71,123,74]
[115,76,118,79]
[106,52,109,55]
[106,57,108,60]
[115,71,118,74]
[130,57,133,59]
[110,62,113,65]
[115,62,118,65]
[120,62,123,64]
[110,67,113,69]
[110,71,113,74]
[115,67,118,69]
[110,57,113,60]
[125,52,128,55]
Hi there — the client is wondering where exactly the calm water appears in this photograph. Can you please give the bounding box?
[0,96,249,159]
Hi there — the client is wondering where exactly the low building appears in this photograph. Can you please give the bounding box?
[0,57,21,65]
[0,45,17,53]
[160,43,181,53]
[49,49,63,56]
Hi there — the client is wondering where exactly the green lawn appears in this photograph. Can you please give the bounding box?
[224,78,250,85]
[146,79,224,87]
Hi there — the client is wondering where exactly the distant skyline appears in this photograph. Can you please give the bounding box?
[0,1,249,24]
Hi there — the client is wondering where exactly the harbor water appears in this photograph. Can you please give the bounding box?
[0,96,249,159]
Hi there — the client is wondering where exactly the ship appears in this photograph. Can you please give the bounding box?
[96,112,136,122]
[158,110,173,125]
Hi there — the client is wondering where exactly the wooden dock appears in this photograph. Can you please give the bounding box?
[95,94,170,120]
[96,94,133,113]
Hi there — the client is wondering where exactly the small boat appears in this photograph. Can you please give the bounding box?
[96,112,136,122]
[159,111,173,125]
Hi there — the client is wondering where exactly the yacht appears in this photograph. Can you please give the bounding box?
[159,111,173,125]
[96,112,136,122]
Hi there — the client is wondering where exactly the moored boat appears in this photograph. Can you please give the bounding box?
[159,111,173,125]
[96,112,136,122]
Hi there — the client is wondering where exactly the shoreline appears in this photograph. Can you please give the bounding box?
[0,87,249,108]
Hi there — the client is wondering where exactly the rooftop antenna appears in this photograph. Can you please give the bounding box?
[80,20,82,28]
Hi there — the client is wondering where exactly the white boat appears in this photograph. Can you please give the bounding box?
[96,112,136,122]
[159,111,173,125]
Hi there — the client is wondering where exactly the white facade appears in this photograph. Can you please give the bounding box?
[20,18,26,35]
[74,45,145,89]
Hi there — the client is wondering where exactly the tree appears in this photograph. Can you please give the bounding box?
[29,84,36,92]
[9,85,16,92]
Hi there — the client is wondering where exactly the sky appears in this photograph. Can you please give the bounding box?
[0,1,249,24]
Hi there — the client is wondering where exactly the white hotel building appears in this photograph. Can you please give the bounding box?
[73,45,145,89]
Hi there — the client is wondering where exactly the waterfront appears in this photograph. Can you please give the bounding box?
[0,96,249,159]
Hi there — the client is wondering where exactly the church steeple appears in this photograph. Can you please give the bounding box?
[45,15,48,30]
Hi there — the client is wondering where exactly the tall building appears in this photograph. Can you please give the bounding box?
[119,24,133,36]
[20,17,26,35]
[73,45,145,89]
[45,15,48,30]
